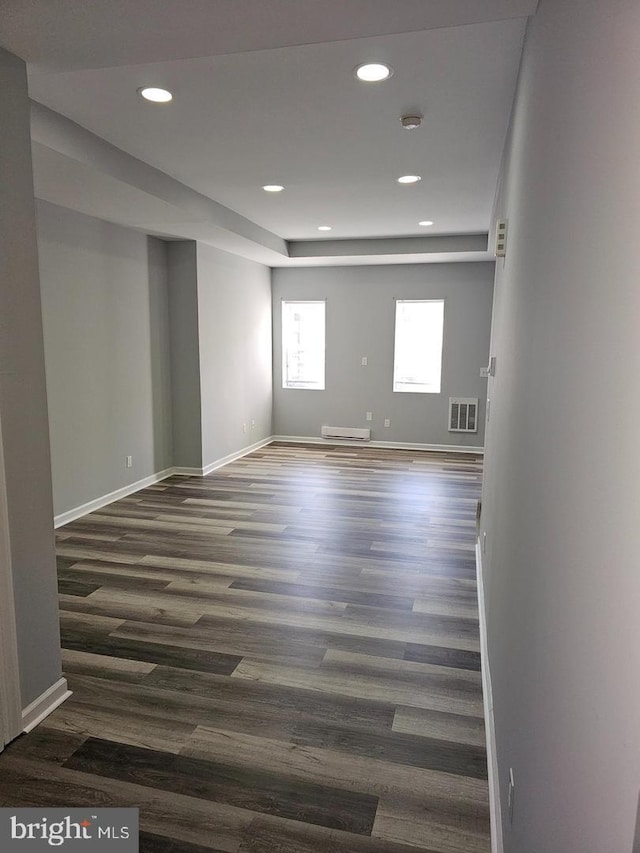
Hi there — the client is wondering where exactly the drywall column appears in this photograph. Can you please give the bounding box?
[479,1,640,850]
[167,241,203,470]
[0,47,63,710]
[167,240,272,472]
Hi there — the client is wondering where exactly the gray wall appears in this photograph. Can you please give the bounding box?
[38,201,173,516]
[197,243,273,465]
[0,49,62,707]
[167,241,202,469]
[272,263,493,446]
[480,1,640,850]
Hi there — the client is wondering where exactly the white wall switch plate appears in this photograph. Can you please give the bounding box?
[384,418,390,428]
[366,412,372,421]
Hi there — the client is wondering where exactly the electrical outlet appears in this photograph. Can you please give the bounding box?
[508,768,515,823]
[242,423,247,433]
[125,456,132,468]
[384,418,391,428]
[361,356,368,366]
[366,412,372,421]
[251,419,256,430]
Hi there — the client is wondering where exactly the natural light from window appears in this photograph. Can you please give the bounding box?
[393,299,444,393]
[282,300,326,390]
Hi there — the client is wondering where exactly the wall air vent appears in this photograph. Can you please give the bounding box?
[321,426,371,441]
[448,398,479,433]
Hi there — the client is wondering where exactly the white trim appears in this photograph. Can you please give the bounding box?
[0,412,22,748]
[54,467,175,528]
[52,435,479,531]
[201,436,274,475]
[22,677,71,734]
[272,435,484,454]
[476,540,503,853]
[54,438,276,527]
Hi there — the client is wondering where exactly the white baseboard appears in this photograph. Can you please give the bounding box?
[272,435,484,455]
[201,436,274,475]
[171,437,276,477]
[54,467,175,528]
[22,677,71,734]
[53,435,479,530]
[476,541,503,853]
[54,438,275,527]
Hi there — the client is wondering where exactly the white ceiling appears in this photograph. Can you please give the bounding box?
[0,0,538,266]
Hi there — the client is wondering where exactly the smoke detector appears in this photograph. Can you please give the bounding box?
[400,114,423,130]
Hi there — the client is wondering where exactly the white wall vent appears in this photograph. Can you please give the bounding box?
[448,398,479,433]
[321,426,371,441]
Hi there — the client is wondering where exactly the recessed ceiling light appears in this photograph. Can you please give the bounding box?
[138,87,173,103]
[355,62,393,82]
[419,220,434,227]
[262,185,284,192]
[397,175,422,184]
[317,225,332,231]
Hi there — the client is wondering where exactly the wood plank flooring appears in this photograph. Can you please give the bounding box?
[0,442,488,853]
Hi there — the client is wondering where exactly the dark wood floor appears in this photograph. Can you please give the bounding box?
[0,443,489,853]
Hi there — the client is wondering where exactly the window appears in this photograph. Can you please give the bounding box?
[393,299,444,393]
[282,300,326,389]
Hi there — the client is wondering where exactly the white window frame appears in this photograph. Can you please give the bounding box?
[392,298,445,394]
[281,299,326,390]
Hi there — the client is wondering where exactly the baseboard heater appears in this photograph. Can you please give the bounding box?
[321,425,371,441]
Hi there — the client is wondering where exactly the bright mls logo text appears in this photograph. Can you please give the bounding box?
[1,808,139,851]
[11,815,130,846]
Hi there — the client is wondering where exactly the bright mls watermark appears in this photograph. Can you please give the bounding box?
[1,809,138,851]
